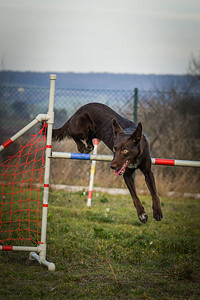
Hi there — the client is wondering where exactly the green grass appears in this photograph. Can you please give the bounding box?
[1,190,200,299]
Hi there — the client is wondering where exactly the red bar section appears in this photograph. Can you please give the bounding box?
[44,184,49,188]
[2,139,13,149]
[88,190,92,199]
[155,158,175,166]
[2,246,13,251]
[43,204,48,207]
[46,145,51,148]
[94,139,98,146]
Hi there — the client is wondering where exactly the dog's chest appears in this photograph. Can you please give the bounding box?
[128,158,141,169]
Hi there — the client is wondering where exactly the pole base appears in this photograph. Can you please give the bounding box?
[29,252,55,272]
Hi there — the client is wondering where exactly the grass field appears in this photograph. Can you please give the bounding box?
[1,190,200,299]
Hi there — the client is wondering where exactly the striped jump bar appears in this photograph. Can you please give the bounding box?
[152,158,200,167]
[51,152,200,168]
[52,152,113,162]
[0,245,38,252]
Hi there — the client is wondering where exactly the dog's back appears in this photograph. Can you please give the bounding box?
[53,103,135,150]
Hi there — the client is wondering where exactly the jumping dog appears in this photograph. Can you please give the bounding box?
[52,103,163,223]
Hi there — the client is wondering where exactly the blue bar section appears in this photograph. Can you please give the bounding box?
[70,153,91,160]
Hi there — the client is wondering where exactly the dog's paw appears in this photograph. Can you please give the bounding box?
[85,145,94,154]
[138,213,148,224]
[78,145,87,153]
[153,209,163,221]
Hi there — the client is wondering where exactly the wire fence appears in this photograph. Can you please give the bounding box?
[0,85,136,134]
[0,84,199,194]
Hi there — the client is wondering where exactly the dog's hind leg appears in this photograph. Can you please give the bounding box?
[85,130,94,153]
[71,112,95,153]
[123,169,148,223]
[72,134,94,154]
[72,136,87,153]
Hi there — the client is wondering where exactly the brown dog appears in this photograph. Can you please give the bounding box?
[52,103,163,223]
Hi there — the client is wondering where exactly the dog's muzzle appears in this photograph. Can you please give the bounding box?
[111,160,130,176]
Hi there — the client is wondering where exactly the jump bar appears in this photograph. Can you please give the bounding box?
[51,152,112,161]
[51,152,200,168]
[0,245,38,252]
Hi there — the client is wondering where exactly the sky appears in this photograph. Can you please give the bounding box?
[0,0,200,74]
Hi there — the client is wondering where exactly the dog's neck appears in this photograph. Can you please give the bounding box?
[128,157,141,169]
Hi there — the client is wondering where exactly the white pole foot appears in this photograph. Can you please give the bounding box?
[29,252,55,272]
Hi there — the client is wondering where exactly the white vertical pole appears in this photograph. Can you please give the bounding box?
[38,74,56,271]
[87,139,98,207]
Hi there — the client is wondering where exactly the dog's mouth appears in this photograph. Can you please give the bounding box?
[114,160,130,176]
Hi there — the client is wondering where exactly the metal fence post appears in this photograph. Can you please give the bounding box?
[134,88,138,124]
[133,88,138,180]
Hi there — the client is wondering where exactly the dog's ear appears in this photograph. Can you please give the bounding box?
[112,119,125,138]
[130,122,143,143]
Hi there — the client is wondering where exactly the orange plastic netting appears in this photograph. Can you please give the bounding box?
[0,124,47,244]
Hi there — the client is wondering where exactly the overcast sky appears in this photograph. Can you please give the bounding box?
[0,0,200,74]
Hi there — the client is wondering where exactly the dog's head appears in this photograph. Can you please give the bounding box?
[110,119,143,175]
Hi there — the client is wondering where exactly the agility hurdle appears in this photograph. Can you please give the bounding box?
[1,74,200,273]
[51,152,200,168]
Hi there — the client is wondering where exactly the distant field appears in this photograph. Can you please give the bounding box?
[1,190,200,299]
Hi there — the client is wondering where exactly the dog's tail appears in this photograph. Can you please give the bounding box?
[41,120,69,142]
[52,121,69,142]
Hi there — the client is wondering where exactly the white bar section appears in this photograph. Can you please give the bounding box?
[174,160,200,167]
[90,154,113,161]
[51,152,72,159]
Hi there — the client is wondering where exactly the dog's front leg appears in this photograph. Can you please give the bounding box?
[143,170,163,221]
[123,170,148,223]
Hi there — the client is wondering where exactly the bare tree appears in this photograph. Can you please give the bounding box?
[0,56,6,85]
[188,51,200,81]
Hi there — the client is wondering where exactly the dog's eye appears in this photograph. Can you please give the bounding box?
[121,149,128,154]
[113,146,117,152]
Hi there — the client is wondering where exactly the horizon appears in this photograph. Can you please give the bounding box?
[0,70,189,77]
[1,70,197,93]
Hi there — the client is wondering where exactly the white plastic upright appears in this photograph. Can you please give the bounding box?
[40,74,56,269]
[30,74,56,271]
[87,139,98,207]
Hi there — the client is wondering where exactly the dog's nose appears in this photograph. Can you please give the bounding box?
[110,162,117,169]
